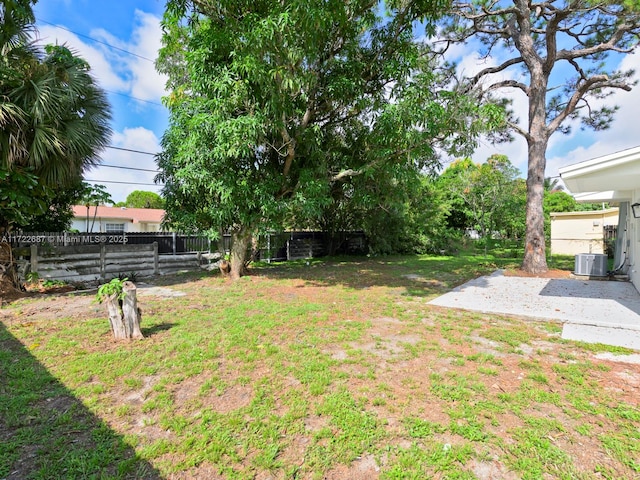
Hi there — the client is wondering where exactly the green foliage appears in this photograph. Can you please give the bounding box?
[157,0,505,266]
[25,271,39,283]
[437,155,525,241]
[0,167,49,232]
[96,277,128,303]
[80,183,114,233]
[543,190,577,214]
[1,41,112,185]
[124,190,165,209]
[363,173,459,255]
[439,0,640,272]
[80,183,112,208]
[0,0,111,232]
[20,179,86,232]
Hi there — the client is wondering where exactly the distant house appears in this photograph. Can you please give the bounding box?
[71,205,165,233]
[550,208,618,256]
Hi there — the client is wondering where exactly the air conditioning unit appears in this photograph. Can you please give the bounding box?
[574,253,608,277]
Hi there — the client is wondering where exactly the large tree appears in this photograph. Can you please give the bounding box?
[0,0,111,290]
[1,0,111,216]
[440,0,640,273]
[438,155,522,247]
[157,0,502,279]
[118,190,165,209]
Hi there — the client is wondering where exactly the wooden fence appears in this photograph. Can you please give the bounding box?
[5,232,214,255]
[9,231,367,261]
[25,243,203,284]
[12,230,367,284]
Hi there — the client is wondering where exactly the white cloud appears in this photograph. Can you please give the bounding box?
[36,25,129,91]
[86,127,162,203]
[128,10,168,101]
[546,52,640,178]
[34,13,168,203]
[35,11,167,103]
[446,45,640,180]
[90,10,168,102]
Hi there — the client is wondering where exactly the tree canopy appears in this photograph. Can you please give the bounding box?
[118,190,165,209]
[440,0,640,273]
[437,155,524,244]
[157,0,503,278]
[0,0,112,233]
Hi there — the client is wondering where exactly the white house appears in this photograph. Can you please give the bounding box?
[559,145,640,290]
[71,205,165,233]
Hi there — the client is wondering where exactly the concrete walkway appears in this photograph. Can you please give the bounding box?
[427,270,640,351]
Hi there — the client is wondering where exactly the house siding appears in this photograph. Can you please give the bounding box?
[71,206,164,233]
[550,208,618,256]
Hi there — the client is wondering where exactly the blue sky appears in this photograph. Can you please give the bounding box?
[31,1,640,202]
[33,0,168,202]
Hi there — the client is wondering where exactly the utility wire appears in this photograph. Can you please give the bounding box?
[84,179,162,186]
[100,164,159,173]
[38,19,155,63]
[38,22,167,107]
[105,89,164,107]
[105,145,158,156]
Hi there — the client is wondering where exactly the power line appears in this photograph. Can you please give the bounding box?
[105,89,164,107]
[100,164,159,173]
[105,145,158,156]
[38,19,155,63]
[84,179,162,186]
[37,22,167,107]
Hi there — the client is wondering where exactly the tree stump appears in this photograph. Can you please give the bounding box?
[105,281,144,340]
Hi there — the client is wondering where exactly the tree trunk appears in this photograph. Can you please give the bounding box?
[0,242,21,295]
[229,227,251,280]
[520,59,550,275]
[105,281,144,340]
[522,132,549,274]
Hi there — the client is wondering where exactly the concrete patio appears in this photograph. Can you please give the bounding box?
[428,270,640,351]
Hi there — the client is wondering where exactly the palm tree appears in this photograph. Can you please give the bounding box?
[544,177,565,193]
[1,0,112,188]
[0,0,112,291]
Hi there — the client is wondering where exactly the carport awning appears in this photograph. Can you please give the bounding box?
[559,146,640,197]
[572,191,633,203]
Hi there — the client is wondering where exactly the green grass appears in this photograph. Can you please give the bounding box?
[1,252,638,479]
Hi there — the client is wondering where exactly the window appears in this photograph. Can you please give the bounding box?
[105,223,125,233]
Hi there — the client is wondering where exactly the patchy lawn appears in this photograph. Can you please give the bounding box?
[1,255,639,479]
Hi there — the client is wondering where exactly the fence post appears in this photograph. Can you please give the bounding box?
[267,234,271,263]
[30,244,38,275]
[153,242,159,275]
[100,244,106,281]
[172,232,177,255]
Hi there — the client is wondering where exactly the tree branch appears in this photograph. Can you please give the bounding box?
[486,79,529,95]
[547,75,631,133]
[466,57,525,90]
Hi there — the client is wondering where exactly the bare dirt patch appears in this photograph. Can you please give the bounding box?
[503,268,572,279]
[0,282,186,324]
[2,263,639,480]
